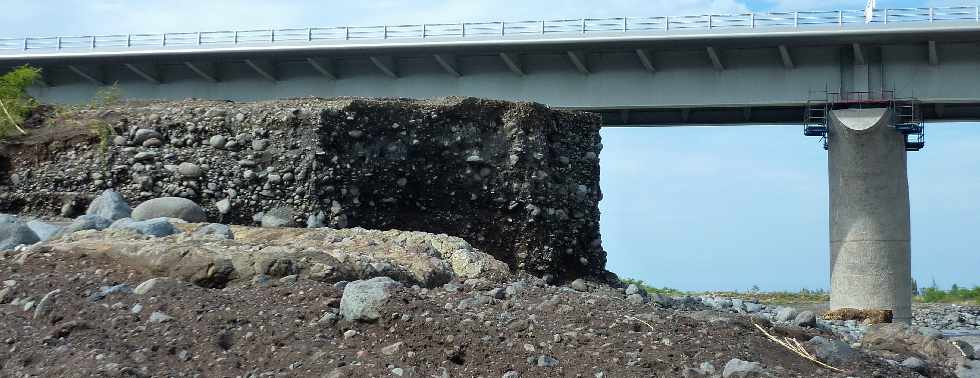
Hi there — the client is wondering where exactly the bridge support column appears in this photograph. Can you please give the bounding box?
[828,108,911,323]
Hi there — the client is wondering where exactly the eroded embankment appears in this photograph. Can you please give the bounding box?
[0,97,608,281]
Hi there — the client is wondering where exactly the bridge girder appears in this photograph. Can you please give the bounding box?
[6,23,980,126]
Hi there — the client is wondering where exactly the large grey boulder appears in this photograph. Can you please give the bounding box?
[0,222,40,250]
[261,207,295,228]
[132,197,207,223]
[26,220,62,241]
[340,277,402,322]
[775,307,797,322]
[807,336,858,365]
[85,189,132,221]
[792,311,817,327]
[133,129,162,144]
[58,215,111,236]
[109,218,178,237]
[192,223,234,239]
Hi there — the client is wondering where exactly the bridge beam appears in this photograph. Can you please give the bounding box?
[928,41,939,66]
[566,51,590,74]
[706,47,724,71]
[852,43,866,65]
[306,58,336,79]
[67,64,105,86]
[433,54,460,77]
[828,107,911,323]
[498,53,524,76]
[124,63,160,84]
[778,45,794,69]
[244,59,277,82]
[184,61,218,83]
[369,56,398,78]
[635,49,656,73]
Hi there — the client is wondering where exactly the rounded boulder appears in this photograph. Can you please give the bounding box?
[132,197,207,223]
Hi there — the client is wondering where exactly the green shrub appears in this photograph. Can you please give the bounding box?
[90,82,123,108]
[917,285,980,304]
[0,65,42,137]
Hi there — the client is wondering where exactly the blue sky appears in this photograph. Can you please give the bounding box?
[2,0,978,291]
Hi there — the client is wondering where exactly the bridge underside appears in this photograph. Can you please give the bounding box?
[6,25,980,126]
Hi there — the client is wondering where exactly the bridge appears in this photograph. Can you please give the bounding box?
[2,6,980,127]
[4,6,980,322]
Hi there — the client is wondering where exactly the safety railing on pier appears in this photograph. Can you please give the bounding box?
[0,6,977,52]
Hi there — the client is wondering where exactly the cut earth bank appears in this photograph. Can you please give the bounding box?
[0,97,607,282]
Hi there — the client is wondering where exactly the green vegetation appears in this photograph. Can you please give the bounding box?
[619,277,829,304]
[622,277,980,305]
[87,120,115,153]
[90,82,123,108]
[620,278,685,297]
[916,284,980,305]
[0,65,42,137]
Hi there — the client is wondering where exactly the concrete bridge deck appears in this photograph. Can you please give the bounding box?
[3,6,980,126]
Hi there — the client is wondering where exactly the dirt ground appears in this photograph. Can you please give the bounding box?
[0,249,923,378]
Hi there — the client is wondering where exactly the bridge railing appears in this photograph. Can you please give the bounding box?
[1,6,978,52]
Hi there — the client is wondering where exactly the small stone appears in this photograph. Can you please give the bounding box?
[88,284,132,302]
[626,293,646,304]
[722,358,765,378]
[570,279,588,292]
[901,356,926,372]
[536,355,559,367]
[252,139,270,151]
[33,289,60,320]
[192,223,234,239]
[209,135,227,149]
[131,304,143,314]
[133,129,162,144]
[134,277,183,296]
[215,199,232,215]
[142,138,163,148]
[343,329,358,339]
[177,162,204,178]
[381,341,404,355]
[177,350,192,362]
[148,311,174,323]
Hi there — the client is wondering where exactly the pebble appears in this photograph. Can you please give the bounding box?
[148,311,174,323]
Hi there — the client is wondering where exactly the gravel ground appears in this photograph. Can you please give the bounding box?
[0,248,923,377]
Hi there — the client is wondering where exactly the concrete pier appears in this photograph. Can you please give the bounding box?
[828,108,912,322]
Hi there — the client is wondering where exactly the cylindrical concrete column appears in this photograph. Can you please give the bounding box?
[828,108,911,322]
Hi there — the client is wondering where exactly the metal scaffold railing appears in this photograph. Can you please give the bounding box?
[803,89,925,151]
[0,6,978,52]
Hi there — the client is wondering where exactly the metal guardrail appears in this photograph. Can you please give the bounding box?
[0,6,977,52]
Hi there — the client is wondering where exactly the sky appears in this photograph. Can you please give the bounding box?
[1,0,977,291]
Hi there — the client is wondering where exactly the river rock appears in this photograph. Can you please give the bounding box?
[26,220,62,242]
[177,162,204,178]
[132,197,207,223]
[721,358,766,378]
[192,223,234,239]
[0,222,39,251]
[109,218,177,237]
[340,277,402,322]
[85,189,132,221]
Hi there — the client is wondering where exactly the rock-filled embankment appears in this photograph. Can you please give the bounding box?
[0,97,606,280]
